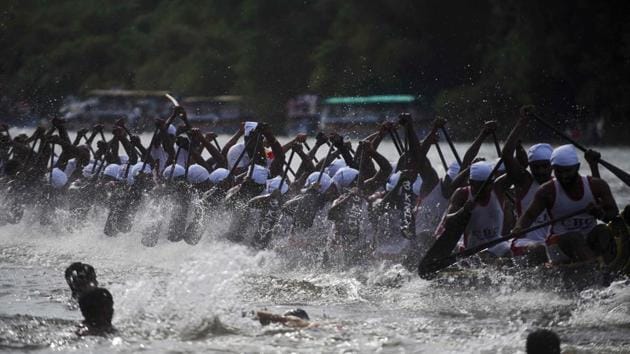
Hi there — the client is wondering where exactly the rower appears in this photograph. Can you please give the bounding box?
[443,160,511,257]
[502,111,553,262]
[512,144,618,264]
[415,120,498,238]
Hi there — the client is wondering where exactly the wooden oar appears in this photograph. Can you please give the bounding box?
[491,132,502,158]
[531,111,630,187]
[435,140,449,172]
[440,126,462,167]
[419,206,592,276]
[418,158,504,277]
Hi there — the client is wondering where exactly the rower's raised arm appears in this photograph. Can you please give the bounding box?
[462,121,494,169]
[501,113,530,186]
[514,182,554,231]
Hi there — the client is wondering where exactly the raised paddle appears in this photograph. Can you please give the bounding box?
[531,111,630,187]
[440,126,462,167]
[419,206,592,276]
[417,157,505,277]
[434,139,449,172]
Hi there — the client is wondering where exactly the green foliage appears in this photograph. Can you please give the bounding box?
[1,0,629,139]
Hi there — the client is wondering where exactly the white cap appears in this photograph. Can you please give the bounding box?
[186,164,210,184]
[551,144,579,167]
[446,161,460,180]
[119,155,129,165]
[227,143,250,170]
[332,167,359,190]
[103,164,122,180]
[325,158,347,177]
[167,124,176,136]
[265,176,289,194]
[303,171,333,193]
[494,158,505,173]
[49,167,68,189]
[82,160,103,178]
[162,164,186,180]
[208,168,230,184]
[469,161,493,182]
[386,171,423,195]
[250,164,269,185]
[244,121,258,137]
[528,143,553,162]
[128,162,152,185]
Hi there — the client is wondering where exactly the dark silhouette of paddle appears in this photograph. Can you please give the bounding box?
[418,206,593,277]
[531,111,630,187]
[440,126,462,167]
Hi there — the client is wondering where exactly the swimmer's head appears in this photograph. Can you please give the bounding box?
[526,329,560,354]
[284,308,309,321]
[65,262,98,297]
[78,287,114,329]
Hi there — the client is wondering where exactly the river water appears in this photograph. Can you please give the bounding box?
[1,134,629,353]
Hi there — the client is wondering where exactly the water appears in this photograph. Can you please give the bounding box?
[1,134,630,353]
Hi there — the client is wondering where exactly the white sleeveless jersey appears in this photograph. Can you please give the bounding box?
[464,187,504,250]
[415,182,449,234]
[548,176,596,235]
[514,179,549,245]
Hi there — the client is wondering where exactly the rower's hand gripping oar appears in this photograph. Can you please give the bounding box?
[420,205,594,275]
[139,93,183,174]
[530,110,630,187]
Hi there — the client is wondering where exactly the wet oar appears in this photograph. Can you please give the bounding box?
[440,126,462,166]
[531,112,630,187]
[165,93,179,107]
[434,140,449,172]
[491,132,502,158]
[419,206,592,276]
[418,158,504,277]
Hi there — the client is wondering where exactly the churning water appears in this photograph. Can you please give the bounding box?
[1,136,629,353]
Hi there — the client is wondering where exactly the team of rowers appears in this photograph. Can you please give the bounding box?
[0,103,628,275]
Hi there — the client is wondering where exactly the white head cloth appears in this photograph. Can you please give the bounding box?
[244,121,258,137]
[469,161,493,182]
[446,161,460,180]
[162,164,185,180]
[528,143,553,163]
[103,164,121,180]
[128,162,152,185]
[49,167,68,189]
[385,171,423,195]
[551,144,579,167]
[186,164,210,184]
[303,171,333,193]
[167,124,176,136]
[325,158,347,177]
[265,176,289,194]
[332,167,359,190]
[82,160,103,178]
[227,143,250,170]
[250,164,269,185]
[209,168,230,184]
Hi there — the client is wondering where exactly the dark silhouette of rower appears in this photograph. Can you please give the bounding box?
[77,287,116,336]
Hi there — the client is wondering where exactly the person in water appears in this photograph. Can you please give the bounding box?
[526,329,560,354]
[64,262,98,299]
[76,287,116,336]
[254,308,317,329]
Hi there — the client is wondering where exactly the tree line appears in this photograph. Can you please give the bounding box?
[2,0,629,141]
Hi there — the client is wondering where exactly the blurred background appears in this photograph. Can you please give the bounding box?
[1,0,629,141]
